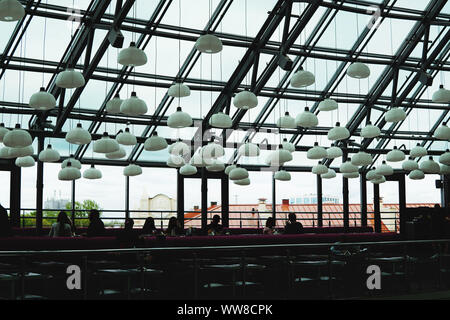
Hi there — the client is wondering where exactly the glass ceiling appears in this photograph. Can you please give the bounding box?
[0,0,449,170]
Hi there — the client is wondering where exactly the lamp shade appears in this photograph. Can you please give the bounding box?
[420,157,440,174]
[432,85,450,103]
[386,146,405,162]
[277,112,296,129]
[55,68,85,89]
[328,122,350,141]
[307,142,327,160]
[343,172,360,179]
[29,87,56,111]
[106,94,123,114]
[116,128,137,146]
[38,145,60,163]
[366,169,382,181]
[117,42,147,67]
[375,161,393,176]
[266,145,293,166]
[168,83,191,98]
[180,164,198,176]
[439,150,450,166]
[169,140,190,156]
[234,178,251,186]
[225,165,237,176]
[371,176,386,184]
[105,147,126,160]
[347,62,370,79]
[202,141,225,159]
[409,169,425,180]
[340,161,358,174]
[0,0,25,21]
[124,164,142,177]
[209,112,232,128]
[120,92,147,116]
[326,145,343,159]
[361,122,380,139]
[312,162,328,175]
[15,156,35,168]
[167,107,193,128]
[144,132,167,151]
[3,124,32,148]
[206,160,225,172]
[441,164,450,175]
[385,108,406,123]
[410,143,427,158]
[274,170,291,181]
[83,165,102,180]
[167,155,185,168]
[351,151,373,167]
[93,132,120,154]
[195,34,223,54]
[0,147,13,159]
[233,91,258,110]
[65,123,92,145]
[296,107,318,128]
[402,158,419,172]
[0,123,9,143]
[8,145,33,158]
[238,142,260,157]
[229,167,249,181]
[318,98,338,112]
[434,125,450,141]
[190,153,207,168]
[58,162,81,181]
[62,156,82,169]
[282,138,295,153]
[290,67,315,88]
[321,169,336,179]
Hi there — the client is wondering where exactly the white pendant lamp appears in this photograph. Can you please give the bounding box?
[58,162,81,181]
[229,167,249,181]
[38,145,60,163]
[351,151,373,167]
[116,128,137,146]
[275,170,291,181]
[0,123,9,142]
[209,112,232,129]
[0,0,25,21]
[432,85,450,103]
[402,157,419,172]
[195,34,223,54]
[318,98,338,112]
[307,142,327,160]
[168,83,191,98]
[206,160,225,172]
[321,169,336,179]
[420,156,440,174]
[0,147,13,159]
[83,165,102,180]
[202,140,225,159]
[266,145,293,166]
[3,124,32,148]
[93,132,120,154]
[328,122,350,141]
[376,161,393,176]
[361,121,380,139]
[15,156,35,168]
[238,142,260,157]
[410,143,427,158]
[366,169,382,181]
[290,67,315,88]
[167,107,193,128]
[180,164,197,176]
[371,176,386,184]
[434,124,450,141]
[234,178,251,186]
[386,146,405,162]
[190,152,212,168]
[343,172,360,179]
[385,108,406,123]
[123,164,142,177]
[65,123,92,145]
[282,138,295,153]
[106,94,123,114]
[296,107,318,128]
[120,92,147,116]
[169,140,190,156]
[409,169,425,180]
[277,112,296,129]
[439,150,450,166]
[312,162,328,175]
[118,42,147,67]
[144,132,168,151]
[62,156,82,169]
[105,147,126,160]
[225,165,237,176]
[55,68,85,89]
[29,87,56,111]
[441,164,450,175]
[233,90,258,110]
[347,62,370,79]
[167,155,185,168]
[8,145,33,158]
[340,161,358,174]
[326,145,343,159]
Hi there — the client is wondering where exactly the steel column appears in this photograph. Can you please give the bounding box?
[317,175,323,228]
[374,184,381,233]
[36,136,44,231]
[177,172,185,228]
[360,174,368,227]
[221,176,229,228]
[9,165,21,228]
[201,168,208,229]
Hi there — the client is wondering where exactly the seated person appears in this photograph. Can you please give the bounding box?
[49,211,73,237]
[117,218,139,247]
[284,213,303,235]
[86,209,105,237]
[165,217,184,236]
[263,217,277,235]
[0,205,12,238]
[206,215,224,235]
[142,217,159,236]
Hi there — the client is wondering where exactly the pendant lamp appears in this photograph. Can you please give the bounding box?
[206,160,225,172]
[180,164,197,176]
[225,165,237,176]
[202,140,225,159]
[38,145,60,163]
[105,147,126,160]
[190,152,213,168]
[376,161,393,176]
[168,83,191,98]
[366,169,382,181]
[62,156,81,169]
[0,0,25,22]
[120,92,147,116]
[29,87,56,111]
[312,162,328,175]
[371,176,386,184]
[441,165,450,175]
[343,172,360,179]
[351,151,373,167]
[282,138,295,153]
[93,132,120,154]
[420,156,440,174]
[277,112,296,129]
[116,128,137,146]
[321,169,336,179]
[167,107,193,128]
[402,158,419,172]
[274,170,291,181]
[233,90,258,110]
[290,67,315,88]
[409,169,425,180]
[195,34,223,54]
[328,122,350,141]
[347,62,370,79]
[167,155,185,168]
[106,94,123,114]
[83,165,102,180]
[8,145,33,158]
[3,124,32,148]
[55,68,85,89]
[169,140,190,156]
[385,108,406,123]
[234,178,251,186]
[144,132,168,151]
[209,112,232,129]
[238,142,260,157]
[307,142,327,160]
[123,164,142,177]
[326,145,343,159]
[266,145,293,166]
[386,146,405,162]
[410,143,427,158]
[318,98,338,112]
[229,167,249,181]
[434,124,450,141]
[0,123,9,142]
[65,123,92,145]
[15,156,35,168]
[439,150,450,166]
[361,121,380,139]
[296,107,318,128]
[340,161,358,174]
[118,42,147,67]
[0,147,13,159]
[432,85,450,103]
[58,162,81,181]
